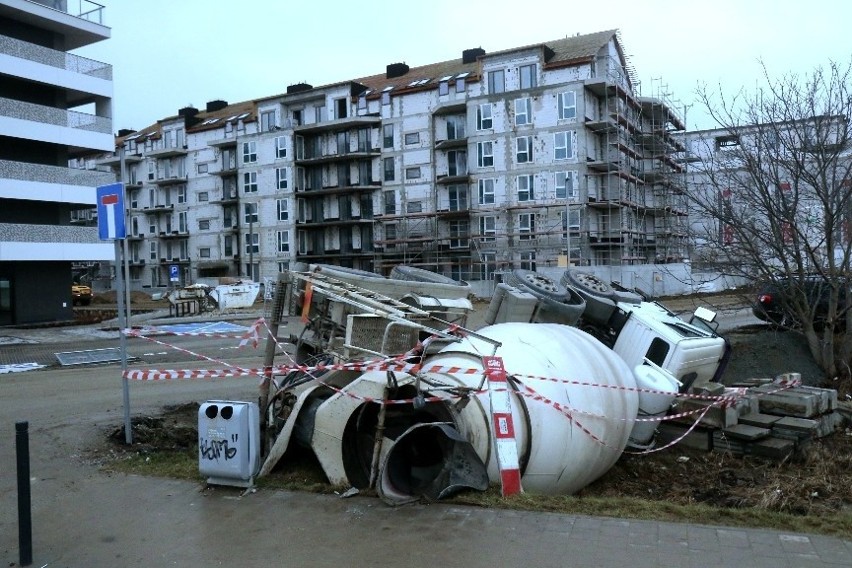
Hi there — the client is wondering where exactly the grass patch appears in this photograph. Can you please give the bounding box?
[97,445,852,540]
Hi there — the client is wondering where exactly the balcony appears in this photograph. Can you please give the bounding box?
[0,221,110,261]
[0,96,112,154]
[152,174,187,186]
[1,1,108,50]
[142,204,174,214]
[294,182,381,197]
[293,148,379,166]
[0,34,112,103]
[158,230,189,239]
[0,159,116,204]
[147,144,188,159]
[293,114,380,135]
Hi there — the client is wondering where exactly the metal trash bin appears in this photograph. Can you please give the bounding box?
[198,400,260,487]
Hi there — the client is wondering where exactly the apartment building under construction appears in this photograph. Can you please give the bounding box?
[91,29,688,292]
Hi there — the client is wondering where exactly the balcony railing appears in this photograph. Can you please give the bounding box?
[0,222,100,244]
[32,0,106,24]
[0,159,116,186]
[0,34,112,79]
[0,97,111,134]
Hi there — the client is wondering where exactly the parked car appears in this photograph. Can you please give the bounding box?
[752,276,850,329]
[71,282,92,306]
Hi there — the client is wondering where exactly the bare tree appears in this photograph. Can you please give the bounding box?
[687,61,852,378]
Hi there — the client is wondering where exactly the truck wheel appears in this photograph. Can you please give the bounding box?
[562,270,615,299]
[507,269,567,301]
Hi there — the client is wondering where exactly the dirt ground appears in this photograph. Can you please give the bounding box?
[94,291,852,519]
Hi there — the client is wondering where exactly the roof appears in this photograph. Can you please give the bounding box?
[114,29,620,144]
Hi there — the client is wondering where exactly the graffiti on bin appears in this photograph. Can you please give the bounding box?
[199,431,238,461]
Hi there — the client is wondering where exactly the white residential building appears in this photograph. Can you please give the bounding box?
[97,30,688,294]
[0,0,114,324]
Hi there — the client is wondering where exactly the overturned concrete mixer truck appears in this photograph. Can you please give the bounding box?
[256,266,730,504]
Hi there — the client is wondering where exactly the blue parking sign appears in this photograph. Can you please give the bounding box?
[169,265,179,282]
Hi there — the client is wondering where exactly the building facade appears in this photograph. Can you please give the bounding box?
[96,30,687,294]
[0,0,113,324]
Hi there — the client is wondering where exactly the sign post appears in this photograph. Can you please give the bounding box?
[97,182,132,444]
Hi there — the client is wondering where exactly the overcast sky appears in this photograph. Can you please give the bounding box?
[74,0,852,133]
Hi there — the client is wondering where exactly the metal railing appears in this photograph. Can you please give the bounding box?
[30,0,105,25]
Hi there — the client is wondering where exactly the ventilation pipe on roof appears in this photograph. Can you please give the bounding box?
[178,106,198,118]
[206,100,228,112]
[386,62,409,79]
[462,48,485,64]
[286,83,313,94]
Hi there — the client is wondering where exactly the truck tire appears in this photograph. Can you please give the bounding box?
[507,269,567,301]
[562,270,615,299]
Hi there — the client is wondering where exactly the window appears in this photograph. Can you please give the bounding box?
[149,241,158,260]
[404,132,420,145]
[554,131,575,160]
[383,157,395,181]
[275,136,287,159]
[277,230,289,253]
[405,166,421,180]
[518,175,535,201]
[478,179,495,204]
[261,110,276,132]
[520,251,536,271]
[242,141,257,163]
[315,105,325,123]
[147,161,155,180]
[439,80,449,96]
[197,163,208,174]
[568,209,581,230]
[278,261,290,273]
[480,216,496,241]
[515,98,531,126]
[177,185,186,204]
[406,201,423,214]
[334,97,347,120]
[245,233,259,254]
[487,69,505,94]
[198,219,210,230]
[224,235,233,256]
[244,203,258,224]
[447,150,467,176]
[448,185,468,212]
[477,141,494,167]
[556,171,578,199]
[243,171,257,193]
[480,252,496,281]
[447,116,465,140]
[385,223,397,249]
[357,94,367,112]
[516,136,533,163]
[449,219,469,249]
[277,199,289,221]
[383,190,395,215]
[292,109,302,126]
[383,124,394,149]
[518,213,535,240]
[519,64,537,89]
[276,167,288,190]
[558,91,576,120]
[198,191,209,203]
[477,104,493,130]
[199,247,211,258]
